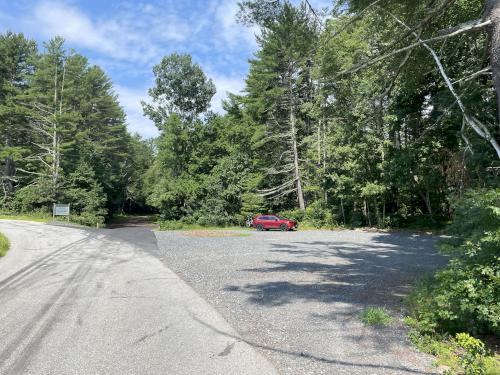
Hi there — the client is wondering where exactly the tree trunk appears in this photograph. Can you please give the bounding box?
[3,157,15,195]
[52,125,59,200]
[419,190,433,216]
[340,197,346,225]
[290,103,306,210]
[3,133,15,196]
[486,0,500,126]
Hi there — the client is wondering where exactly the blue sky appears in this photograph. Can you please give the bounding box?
[0,0,330,138]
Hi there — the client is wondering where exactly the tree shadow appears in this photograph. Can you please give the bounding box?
[224,232,447,309]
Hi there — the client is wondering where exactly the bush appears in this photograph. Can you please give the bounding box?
[280,201,338,229]
[407,189,499,336]
[358,307,393,326]
[0,232,9,257]
[404,326,499,375]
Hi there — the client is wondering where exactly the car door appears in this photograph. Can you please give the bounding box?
[267,216,280,229]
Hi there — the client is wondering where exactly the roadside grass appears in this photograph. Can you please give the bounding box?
[181,230,251,238]
[358,307,393,326]
[158,221,251,231]
[0,212,95,228]
[0,213,51,223]
[0,232,9,257]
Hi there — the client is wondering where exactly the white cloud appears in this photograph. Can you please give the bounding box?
[213,0,258,49]
[115,85,158,139]
[25,0,187,64]
[0,0,259,137]
[209,73,246,114]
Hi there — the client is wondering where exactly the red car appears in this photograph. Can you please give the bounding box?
[252,215,298,231]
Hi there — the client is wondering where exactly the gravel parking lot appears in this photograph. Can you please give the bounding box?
[155,229,447,375]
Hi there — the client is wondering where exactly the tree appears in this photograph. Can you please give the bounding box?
[339,0,500,159]
[0,32,37,201]
[0,33,140,219]
[240,1,318,210]
[142,53,216,124]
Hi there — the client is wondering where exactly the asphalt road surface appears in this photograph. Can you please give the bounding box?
[0,220,277,375]
[155,229,448,375]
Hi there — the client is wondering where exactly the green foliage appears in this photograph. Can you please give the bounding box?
[455,333,488,374]
[63,162,107,226]
[408,190,499,337]
[358,307,393,326]
[0,33,148,224]
[142,53,216,123]
[0,232,9,257]
[405,190,499,373]
[405,325,499,375]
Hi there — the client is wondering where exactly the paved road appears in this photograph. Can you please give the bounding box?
[156,229,448,375]
[0,220,277,375]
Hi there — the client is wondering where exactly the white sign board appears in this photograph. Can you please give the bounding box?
[53,203,70,216]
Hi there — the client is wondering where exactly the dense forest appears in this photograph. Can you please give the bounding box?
[1,0,499,229]
[140,0,498,230]
[0,34,153,225]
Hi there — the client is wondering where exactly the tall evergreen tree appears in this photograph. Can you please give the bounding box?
[241,1,318,210]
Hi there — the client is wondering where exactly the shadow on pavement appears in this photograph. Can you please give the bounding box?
[225,233,448,308]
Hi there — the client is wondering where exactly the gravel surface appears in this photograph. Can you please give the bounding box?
[0,220,277,375]
[155,229,448,375]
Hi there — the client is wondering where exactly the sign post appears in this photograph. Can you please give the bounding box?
[53,203,70,221]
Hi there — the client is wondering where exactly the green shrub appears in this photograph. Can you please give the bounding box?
[279,201,338,229]
[159,220,185,230]
[279,208,305,222]
[404,189,500,374]
[455,333,487,374]
[404,328,499,374]
[358,307,393,326]
[407,189,499,336]
[0,232,9,257]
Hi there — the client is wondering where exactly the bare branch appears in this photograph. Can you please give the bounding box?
[461,118,474,155]
[15,168,44,176]
[379,29,422,102]
[337,19,491,77]
[453,66,492,84]
[383,9,500,158]
[266,165,295,176]
[258,179,296,196]
[395,0,458,43]
[268,187,298,200]
[32,142,52,153]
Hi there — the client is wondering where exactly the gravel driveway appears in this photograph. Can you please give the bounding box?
[155,229,447,375]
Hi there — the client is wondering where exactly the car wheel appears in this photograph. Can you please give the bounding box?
[256,224,264,231]
[280,224,288,231]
